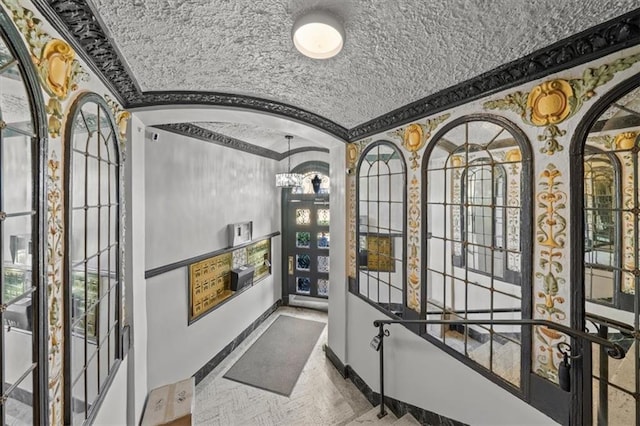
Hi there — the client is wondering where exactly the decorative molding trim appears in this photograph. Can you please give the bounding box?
[349,9,640,140]
[137,92,349,140]
[31,1,640,144]
[31,0,141,105]
[154,123,329,160]
[344,366,466,426]
[30,0,351,140]
[193,300,282,385]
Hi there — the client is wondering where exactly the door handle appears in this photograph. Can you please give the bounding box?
[288,256,294,275]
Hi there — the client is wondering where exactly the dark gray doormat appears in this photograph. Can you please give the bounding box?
[223,315,325,396]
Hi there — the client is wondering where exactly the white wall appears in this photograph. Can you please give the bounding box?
[92,359,128,426]
[127,116,149,423]
[346,294,557,425]
[144,127,281,389]
[144,128,280,269]
[328,143,348,363]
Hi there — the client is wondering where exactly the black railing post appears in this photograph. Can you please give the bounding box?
[597,325,609,426]
[377,323,387,419]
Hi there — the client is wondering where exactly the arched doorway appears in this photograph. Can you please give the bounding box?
[281,161,330,308]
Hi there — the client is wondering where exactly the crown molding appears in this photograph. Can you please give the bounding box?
[133,91,349,140]
[154,123,329,160]
[32,1,640,143]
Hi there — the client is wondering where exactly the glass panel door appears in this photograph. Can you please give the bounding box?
[286,200,330,299]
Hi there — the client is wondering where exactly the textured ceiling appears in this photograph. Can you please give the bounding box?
[91,0,639,130]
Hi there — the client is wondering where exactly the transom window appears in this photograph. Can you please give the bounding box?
[65,93,122,424]
[356,141,406,315]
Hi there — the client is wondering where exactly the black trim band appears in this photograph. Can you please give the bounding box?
[31,2,640,143]
[144,232,280,279]
[344,365,467,426]
[154,124,329,160]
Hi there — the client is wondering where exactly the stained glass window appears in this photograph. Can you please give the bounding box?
[296,254,311,271]
[318,279,329,296]
[317,209,330,226]
[296,232,311,248]
[317,232,330,249]
[317,256,330,273]
[296,208,311,225]
[296,277,311,294]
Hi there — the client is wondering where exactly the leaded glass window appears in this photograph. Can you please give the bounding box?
[65,93,122,424]
[356,141,406,313]
[424,117,528,389]
[0,21,45,426]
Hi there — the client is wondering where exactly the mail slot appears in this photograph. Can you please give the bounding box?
[230,265,254,292]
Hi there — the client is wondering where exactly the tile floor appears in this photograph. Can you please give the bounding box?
[194,306,373,426]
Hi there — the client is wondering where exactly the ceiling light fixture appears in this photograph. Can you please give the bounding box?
[275,135,303,188]
[292,10,344,59]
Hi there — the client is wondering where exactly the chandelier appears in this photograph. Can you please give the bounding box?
[275,135,303,188]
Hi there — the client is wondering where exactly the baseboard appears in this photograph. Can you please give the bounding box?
[323,344,347,378]
[344,365,467,426]
[193,299,282,385]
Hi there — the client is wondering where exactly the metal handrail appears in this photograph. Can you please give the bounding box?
[585,311,635,334]
[371,317,627,419]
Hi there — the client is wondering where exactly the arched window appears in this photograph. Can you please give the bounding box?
[583,149,621,306]
[456,158,509,279]
[571,79,640,426]
[290,171,330,195]
[423,116,530,389]
[64,93,122,424]
[0,10,47,425]
[356,141,406,315]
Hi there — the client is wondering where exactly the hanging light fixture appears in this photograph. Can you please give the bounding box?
[275,135,303,188]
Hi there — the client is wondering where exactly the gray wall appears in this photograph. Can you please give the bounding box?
[345,295,557,425]
[145,128,280,270]
[144,128,282,390]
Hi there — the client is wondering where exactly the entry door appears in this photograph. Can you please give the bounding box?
[286,197,330,298]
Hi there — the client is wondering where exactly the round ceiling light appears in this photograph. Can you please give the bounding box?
[292,11,344,59]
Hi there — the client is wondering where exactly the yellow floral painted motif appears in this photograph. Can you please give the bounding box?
[46,153,64,426]
[347,178,357,278]
[105,94,131,148]
[484,53,640,155]
[389,114,450,169]
[40,39,76,98]
[615,131,638,150]
[407,175,420,312]
[346,138,372,172]
[534,164,568,383]
[527,79,573,126]
[3,0,88,138]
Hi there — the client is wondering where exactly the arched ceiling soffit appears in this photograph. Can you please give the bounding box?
[33,1,640,141]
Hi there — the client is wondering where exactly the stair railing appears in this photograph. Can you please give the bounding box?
[371,317,627,419]
[584,312,634,426]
